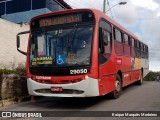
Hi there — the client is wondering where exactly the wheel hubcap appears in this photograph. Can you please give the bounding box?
[115,80,121,92]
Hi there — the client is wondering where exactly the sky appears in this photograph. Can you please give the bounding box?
[64,0,160,71]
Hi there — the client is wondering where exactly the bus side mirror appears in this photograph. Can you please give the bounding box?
[17,36,20,48]
[16,31,30,56]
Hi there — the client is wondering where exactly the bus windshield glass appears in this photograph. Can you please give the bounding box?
[30,26,93,67]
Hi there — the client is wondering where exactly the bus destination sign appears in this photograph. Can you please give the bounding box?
[39,14,82,27]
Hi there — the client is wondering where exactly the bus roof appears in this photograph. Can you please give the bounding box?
[30,8,145,45]
[90,9,143,43]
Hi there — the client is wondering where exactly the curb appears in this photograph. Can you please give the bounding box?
[0,96,30,108]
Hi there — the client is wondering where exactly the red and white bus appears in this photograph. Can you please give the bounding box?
[17,9,149,98]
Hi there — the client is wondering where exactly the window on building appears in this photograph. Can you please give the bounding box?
[0,2,5,15]
[32,0,46,10]
[7,0,31,14]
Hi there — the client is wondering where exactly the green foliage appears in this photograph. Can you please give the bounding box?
[144,71,160,81]
[0,68,25,76]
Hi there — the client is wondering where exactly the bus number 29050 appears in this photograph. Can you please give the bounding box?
[70,69,87,74]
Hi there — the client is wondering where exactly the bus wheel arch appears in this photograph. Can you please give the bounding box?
[141,68,144,77]
[109,71,122,99]
[137,68,144,85]
[117,70,123,86]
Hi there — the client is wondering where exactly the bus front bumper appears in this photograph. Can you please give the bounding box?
[27,77,99,97]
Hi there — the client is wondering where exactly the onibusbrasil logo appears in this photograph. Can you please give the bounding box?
[1,112,42,118]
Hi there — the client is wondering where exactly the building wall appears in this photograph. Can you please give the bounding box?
[0,0,65,23]
[0,0,71,69]
[1,8,51,23]
[0,18,29,69]
[0,0,46,15]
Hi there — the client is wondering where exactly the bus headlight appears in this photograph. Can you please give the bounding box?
[85,75,89,79]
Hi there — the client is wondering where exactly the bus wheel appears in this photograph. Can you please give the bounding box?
[137,71,143,85]
[110,74,122,99]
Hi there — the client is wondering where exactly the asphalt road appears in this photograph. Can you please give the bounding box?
[0,81,160,120]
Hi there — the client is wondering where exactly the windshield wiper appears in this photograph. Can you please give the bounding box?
[67,24,78,55]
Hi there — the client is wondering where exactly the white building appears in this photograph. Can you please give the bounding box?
[0,18,29,69]
[0,0,71,69]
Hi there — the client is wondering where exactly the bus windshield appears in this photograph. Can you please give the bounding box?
[30,26,94,67]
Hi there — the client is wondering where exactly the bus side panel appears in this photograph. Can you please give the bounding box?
[101,74,115,95]
[123,72,132,87]
[131,58,141,82]
[131,70,140,82]
[99,59,116,96]
[141,59,149,77]
[123,56,132,86]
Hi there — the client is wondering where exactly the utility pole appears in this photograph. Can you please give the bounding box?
[103,0,106,13]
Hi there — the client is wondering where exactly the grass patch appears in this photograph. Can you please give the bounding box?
[144,71,160,81]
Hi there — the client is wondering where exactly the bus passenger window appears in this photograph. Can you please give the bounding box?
[124,34,131,56]
[103,30,111,56]
[114,28,123,55]
[98,20,112,64]
[98,28,112,64]
[114,28,122,42]
[131,38,135,57]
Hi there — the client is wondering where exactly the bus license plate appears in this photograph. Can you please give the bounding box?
[51,87,63,92]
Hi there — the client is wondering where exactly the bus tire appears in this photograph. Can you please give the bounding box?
[110,74,122,99]
[137,71,143,85]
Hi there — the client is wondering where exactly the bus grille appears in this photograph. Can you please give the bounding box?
[35,89,84,94]
[35,79,82,84]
